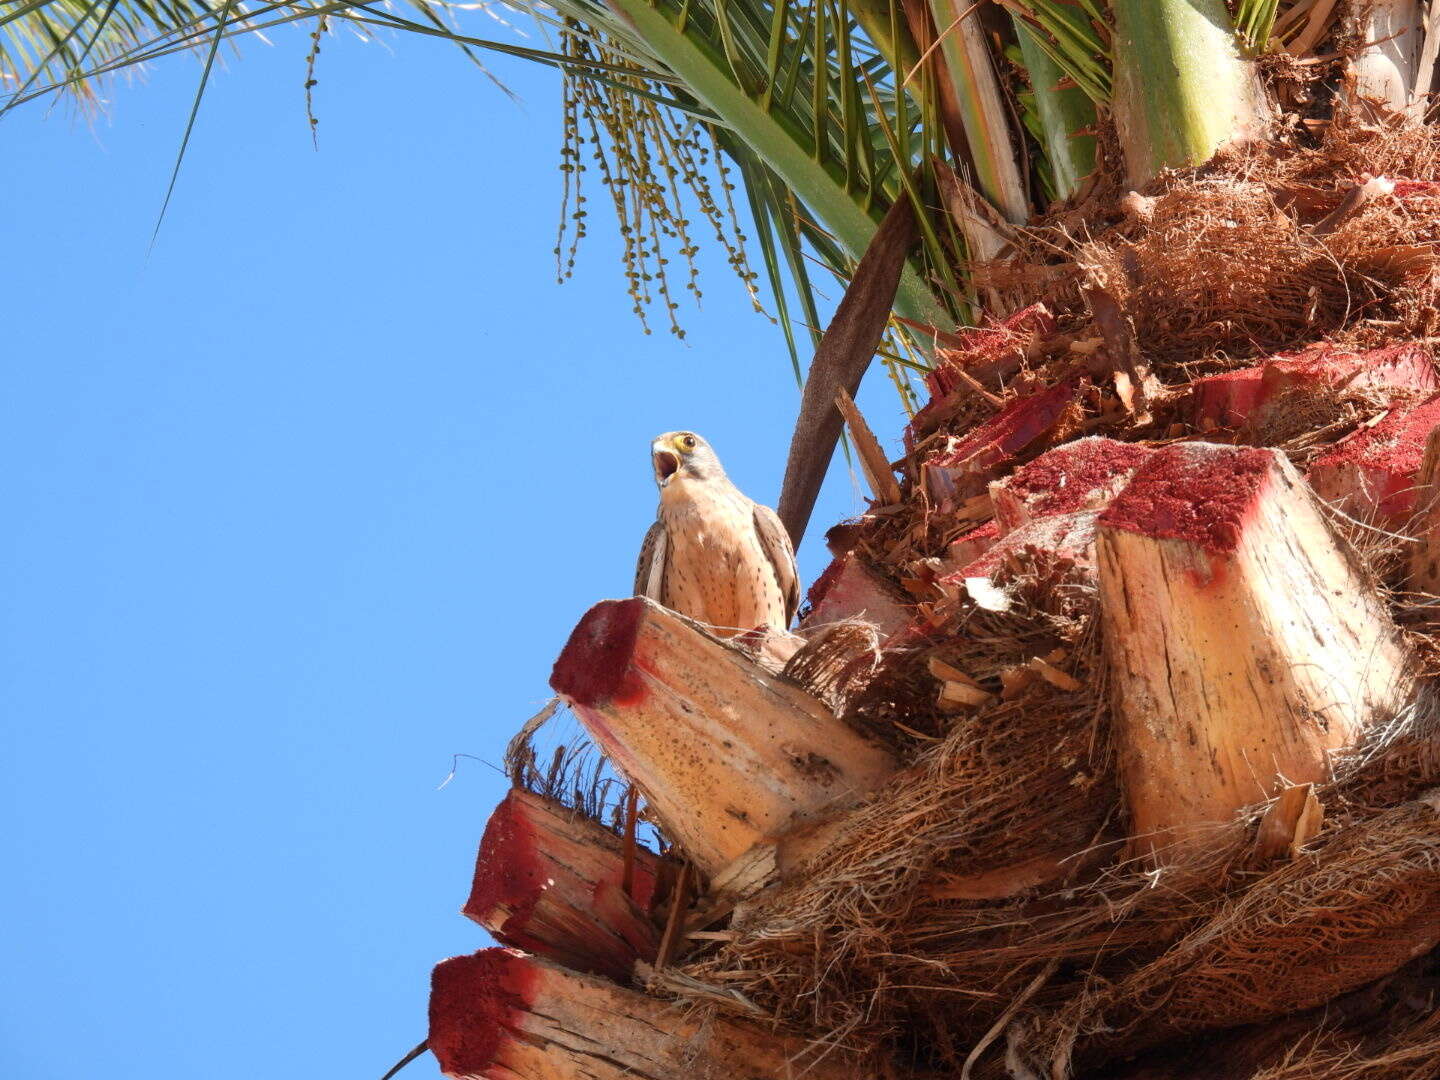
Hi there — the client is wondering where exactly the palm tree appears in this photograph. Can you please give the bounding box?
[16,3,1440,1077]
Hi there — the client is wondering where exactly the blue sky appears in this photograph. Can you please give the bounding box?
[1,22,904,1080]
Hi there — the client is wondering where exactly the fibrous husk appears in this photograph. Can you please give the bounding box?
[977,111,1440,375]
[510,108,1440,1080]
[1017,792,1440,1077]
[679,552,1117,1059]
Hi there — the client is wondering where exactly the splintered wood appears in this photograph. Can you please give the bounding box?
[922,377,1082,506]
[549,597,898,874]
[943,437,1155,588]
[429,949,864,1080]
[1189,342,1437,435]
[834,386,902,505]
[463,788,662,981]
[1096,442,1412,850]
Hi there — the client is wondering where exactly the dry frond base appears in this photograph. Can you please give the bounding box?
[659,112,1440,1080]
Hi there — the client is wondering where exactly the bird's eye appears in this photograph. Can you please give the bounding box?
[675,434,698,452]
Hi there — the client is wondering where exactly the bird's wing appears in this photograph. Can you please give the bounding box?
[752,502,800,625]
[634,519,668,600]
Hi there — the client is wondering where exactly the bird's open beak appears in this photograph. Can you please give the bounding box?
[653,448,681,486]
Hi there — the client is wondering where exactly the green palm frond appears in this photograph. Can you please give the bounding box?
[1008,15,1096,200]
[1,0,225,102]
[5,0,962,379]
[997,0,1112,105]
[1,0,1331,405]
[1233,0,1282,53]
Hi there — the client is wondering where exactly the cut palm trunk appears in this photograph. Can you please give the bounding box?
[463,788,663,981]
[943,436,1153,586]
[1189,341,1437,435]
[1096,442,1412,850]
[429,949,865,1079]
[803,551,914,638]
[549,597,898,874]
[600,0,950,330]
[922,376,1082,506]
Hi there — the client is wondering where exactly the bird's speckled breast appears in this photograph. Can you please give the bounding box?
[658,477,788,636]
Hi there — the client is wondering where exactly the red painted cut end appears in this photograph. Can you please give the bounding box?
[930,378,1081,473]
[804,552,912,637]
[927,303,1056,397]
[429,949,538,1079]
[955,511,1098,579]
[1191,343,1437,431]
[997,437,1154,522]
[550,598,646,708]
[804,555,847,613]
[948,520,1000,568]
[1099,444,1279,554]
[1308,394,1440,519]
[1393,180,1440,200]
[1264,342,1437,400]
[1191,366,1264,429]
[905,305,1056,449]
[463,790,543,945]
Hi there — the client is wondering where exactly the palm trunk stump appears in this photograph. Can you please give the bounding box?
[429,949,865,1080]
[464,788,662,981]
[549,596,898,876]
[1096,442,1412,850]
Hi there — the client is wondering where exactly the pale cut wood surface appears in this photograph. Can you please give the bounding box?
[834,386,902,505]
[430,949,867,1080]
[1096,444,1412,850]
[551,597,898,875]
[1345,0,1426,117]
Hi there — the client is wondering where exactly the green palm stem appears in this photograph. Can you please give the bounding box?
[1011,14,1096,200]
[1109,0,1270,185]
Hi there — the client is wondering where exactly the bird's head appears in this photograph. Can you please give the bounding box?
[651,431,724,488]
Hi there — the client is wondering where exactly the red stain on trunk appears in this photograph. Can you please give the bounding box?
[953,511,1099,580]
[993,437,1154,530]
[1309,394,1440,520]
[1100,444,1277,555]
[801,552,913,637]
[429,949,539,1079]
[905,304,1056,448]
[804,555,847,612]
[1190,343,1436,431]
[550,598,647,708]
[947,520,999,568]
[464,791,543,943]
[463,790,662,979]
[1191,367,1265,429]
[923,378,1082,503]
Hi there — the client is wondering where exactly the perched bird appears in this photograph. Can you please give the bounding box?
[635,431,799,636]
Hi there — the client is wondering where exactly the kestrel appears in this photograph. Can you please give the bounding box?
[635,431,799,636]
